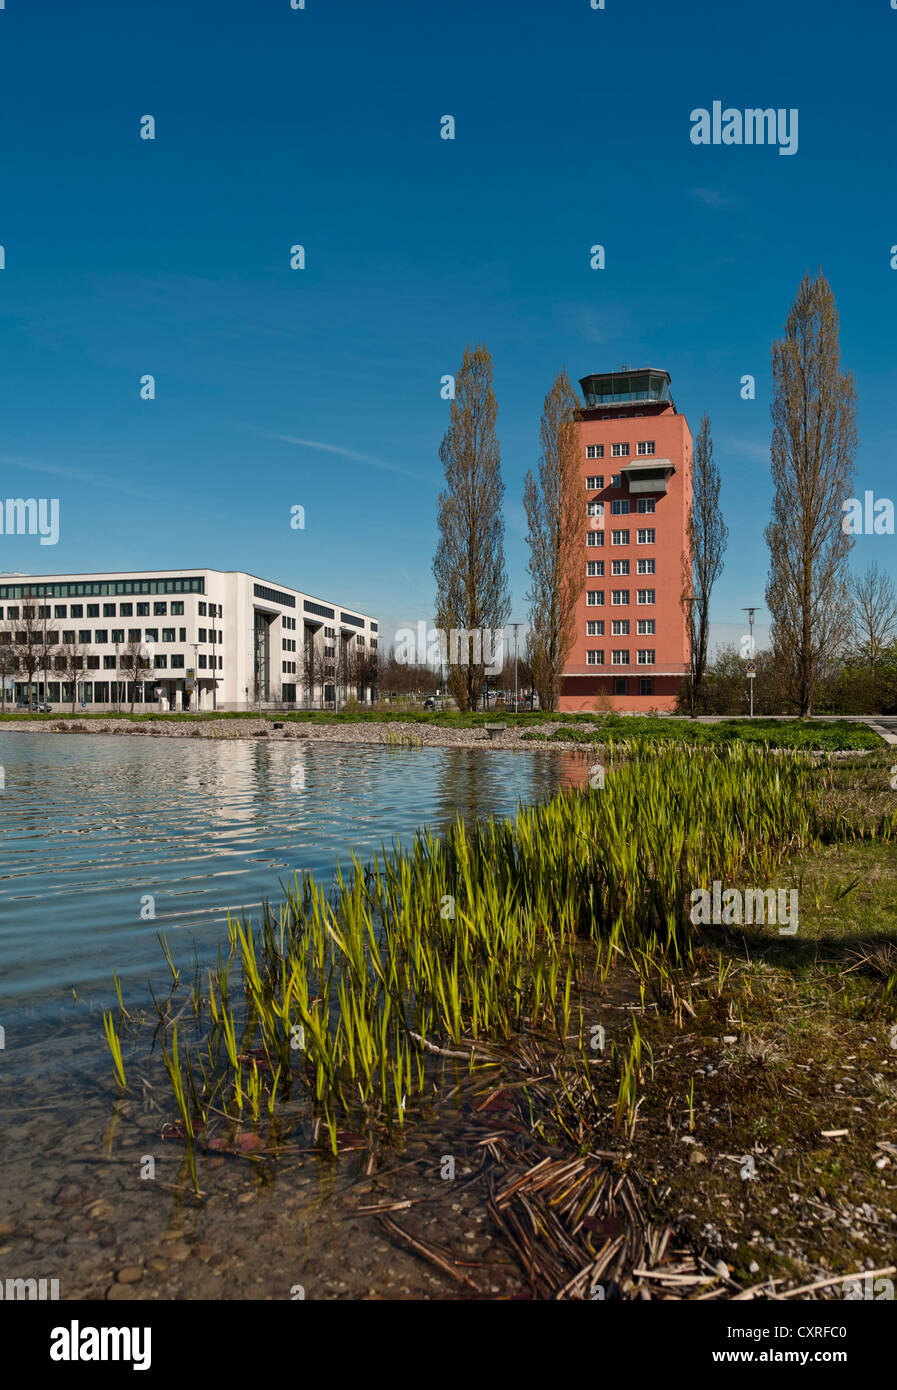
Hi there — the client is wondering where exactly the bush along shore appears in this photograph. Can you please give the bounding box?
[0,707,884,751]
[104,741,897,1299]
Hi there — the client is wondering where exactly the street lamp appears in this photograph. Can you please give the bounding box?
[742,606,760,719]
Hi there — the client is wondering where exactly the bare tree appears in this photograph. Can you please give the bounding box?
[433,344,510,711]
[302,628,329,709]
[118,639,151,713]
[58,639,88,713]
[681,413,728,714]
[765,270,857,716]
[0,623,18,711]
[524,369,583,712]
[10,594,57,708]
[345,639,380,705]
[850,563,897,701]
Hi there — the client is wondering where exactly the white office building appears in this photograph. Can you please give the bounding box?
[0,568,378,711]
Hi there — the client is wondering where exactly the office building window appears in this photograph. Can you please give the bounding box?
[87,604,99,618]
[171,655,185,669]
[103,655,116,670]
[586,475,604,490]
[586,590,605,607]
[586,445,604,459]
[611,620,630,635]
[587,561,604,577]
[637,589,656,605]
[611,589,630,606]
[637,498,656,513]
[94,629,108,644]
[611,473,621,487]
[586,620,604,636]
[586,650,604,665]
[611,530,630,546]
[637,649,656,665]
[636,441,656,455]
[587,530,604,547]
[611,443,630,457]
[612,650,630,665]
[611,560,629,576]
[120,603,133,617]
[639,678,654,696]
[153,655,167,668]
[587,501,604,517]
[614,677,627,695]
[637,619,656,635]
[611,500,630,515]
[637,558,656,575]
[111,628,124,642]
[637,528,656,544]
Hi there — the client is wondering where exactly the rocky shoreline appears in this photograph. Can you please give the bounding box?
[0,715,587,752]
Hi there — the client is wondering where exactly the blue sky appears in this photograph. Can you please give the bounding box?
[1,0,895,656]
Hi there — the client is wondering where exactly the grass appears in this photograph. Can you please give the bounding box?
[520,714,882,751]
[105,740,897,1293]
[2,704,883,750]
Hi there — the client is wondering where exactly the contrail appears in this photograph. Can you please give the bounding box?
[263,433,434,485]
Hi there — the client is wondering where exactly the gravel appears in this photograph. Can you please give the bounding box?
[0,716,593,752]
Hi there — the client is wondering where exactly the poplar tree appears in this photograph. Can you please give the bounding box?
[765,271,857,715]
[524,369,583,712]
[433,344,510,711]
[682,413,728,714]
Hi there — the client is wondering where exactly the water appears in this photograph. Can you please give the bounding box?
[0,732,584,1299]
[0,733,582,1056]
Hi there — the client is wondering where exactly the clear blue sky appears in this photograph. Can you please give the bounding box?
[1,0,895,656]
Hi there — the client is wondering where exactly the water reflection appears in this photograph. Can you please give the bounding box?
[0,733,587,1067]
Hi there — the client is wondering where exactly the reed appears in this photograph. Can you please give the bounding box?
[102,1011,126,1089]
[121,742,893,1168]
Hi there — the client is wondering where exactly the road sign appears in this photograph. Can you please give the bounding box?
[746,660,756,677]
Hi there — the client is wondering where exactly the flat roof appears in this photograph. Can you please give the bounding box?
[0,567,376,621]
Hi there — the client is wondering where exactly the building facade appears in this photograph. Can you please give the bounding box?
[0,568,378,711]
[560,367,692,713]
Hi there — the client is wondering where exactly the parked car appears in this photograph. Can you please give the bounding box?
[423,696,436,710]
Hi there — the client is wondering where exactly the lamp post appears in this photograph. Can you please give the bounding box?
[742,606,759,719]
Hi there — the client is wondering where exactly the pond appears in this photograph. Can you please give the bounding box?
[0,733,587,1299]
